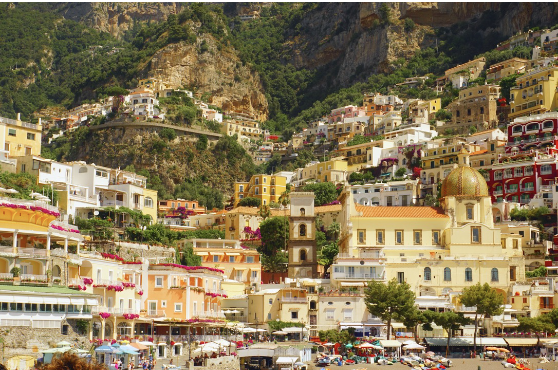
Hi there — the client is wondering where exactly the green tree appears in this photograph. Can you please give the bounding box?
[261,251,288,280]
[302,182,337,206]
[526,266,547,278]
[159,128,177,141]
[395,168,406,177]
[432,311,472,356]
[259,216,289,257]
[404,18,415,33]
[346,134,370,147]
[364,278,416,339]
[196,134,208,151]
[460,283,504,355]
[176,242,202,266]
[435,109,452,121]
[517,316,555,340]
[238,197,261,207]
[318,242,338,276]
[258,204,271,220]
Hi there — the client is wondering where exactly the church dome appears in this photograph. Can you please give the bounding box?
[440,166,489,198]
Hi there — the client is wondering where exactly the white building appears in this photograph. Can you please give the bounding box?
[351,179,420,206]
[126,89,162,118]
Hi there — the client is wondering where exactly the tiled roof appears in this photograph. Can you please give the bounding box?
[470,150,488,156]
[229,204,342,216]
[315,204,343,213]
[469,129,499,136]
[355,206,449,218]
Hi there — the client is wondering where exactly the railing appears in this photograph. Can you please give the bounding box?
[92,279,119,287]
[493,190,503,196]
[101,200,124,207]
[20,274,48,283]
[207,289,227,295]
[521,187,535,192]
[224,314,248,322]
[457,305,477,312]
[280,297,307,303]
[18,248,47,258]
[196,311,225,319]
[0,273,13,281]
[540,185,553,191]
[0,196,60,214]
[146,310,166,318]
[337,251,382,259]
[541,304,555,309]
[92,307,141,316]
[333,273,382,280]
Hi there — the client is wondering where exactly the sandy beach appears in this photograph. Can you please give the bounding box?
[306,358,558,370]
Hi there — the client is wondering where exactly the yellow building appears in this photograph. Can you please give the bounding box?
[292,158,348,187]
[486,58,530,82]
[223,119,264,142]
[246,288,308,331]
[142,188,158,224]
[2,114,42,158]
[509,65,558,120]
[233,174,287,206]
[334,149,526,300]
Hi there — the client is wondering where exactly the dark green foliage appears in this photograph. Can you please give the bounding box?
[435,109,452,121]
[196,135,208,151]
[268,320,305,332]
[510,206,549,222]
[0,171,59,204]
[238,197,261,207]
[404,18,416,33]
[159,128,177,141]
[302,182,338,206]
[526,266,547,278]
[395,168,406,177]
[174,178,224,210]
[176,243,202,266]
[259,216,289,257]
[126,223,224,245]
[346,134,370,147]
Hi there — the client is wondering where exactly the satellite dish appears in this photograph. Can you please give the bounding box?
[94,211,99,216]
[360,260,365,265]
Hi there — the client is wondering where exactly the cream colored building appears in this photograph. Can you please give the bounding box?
[2,114,42,158]
[445,85,501,134]
[291,158,348,187]
[486,58,530,82]
[509,65,558,120]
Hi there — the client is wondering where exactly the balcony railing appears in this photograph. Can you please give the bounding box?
[101,200,124,207]
[20,274,48,283]
[146,310,166,318]
[541,304,555,309]
[92,307,141,316]
[195,311,225,319]
[280,297,307,303]
[0,273,13,281]
[521,187,535,192]
[18,248,48,258]
[493,190,503,196]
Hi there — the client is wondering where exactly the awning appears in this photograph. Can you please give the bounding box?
[196,252,209,256]
[380,340,402,348]
[391,323,406,329]
[70,298,85,305]
[0,294,14,303]
[425,337,507,347]
[28,296,43,304]
[43,297,58,304]
[234,267,247,270]
[58,297,71,305]
[211,252,224,256]
[504,338,539,347]
[340,282,365,287]
[226,253,240,256]
[276,357,299,364]
[86,298,99,306]
[283,327,305,333]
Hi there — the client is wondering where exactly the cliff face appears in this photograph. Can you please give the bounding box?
[287,2,558,87]
[58,2,182,38]
[143,35,268,121]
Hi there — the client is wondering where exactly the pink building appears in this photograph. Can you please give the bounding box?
[328,105,366,124]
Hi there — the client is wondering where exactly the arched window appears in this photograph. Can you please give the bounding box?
[299,224,306,236]
[491,268,499,282]
[300,249,307,261]
[443,267,451,281]
[424,267,431,281]
[271,189,275,196]
[309,300,316,310]
[53,265,61,278]
[465,268,472,282]
[300,208,305,216]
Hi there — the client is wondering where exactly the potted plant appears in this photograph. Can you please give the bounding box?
[10,266,20,279]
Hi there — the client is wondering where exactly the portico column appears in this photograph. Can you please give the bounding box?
[101,319,106,341]
[112,316,117,340]
[89,320,93,341]
[76,242,81,255]
[46,233,51,257]
[64,238,68,256]
[12,230,18,254]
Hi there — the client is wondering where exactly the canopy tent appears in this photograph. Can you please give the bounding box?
[139,341,156,347]
[425,337,507,347]
[403,343,425,350]
[94,345,114,353]
[276,357,299,364]
[56,341,73,348]
[272,331,288,335]
[241,327,257,333]
[129,343,149,351]
[379,340,402,348]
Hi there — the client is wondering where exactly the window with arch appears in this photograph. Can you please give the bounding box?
[300,208,305,216]
[271,189,275,195]
[465,268,472,282]
[299,224,306,237]
[491,268,499,282]
[424,267,431,281]
[300,249,307,261]
[466,205,474,220]
[443,267,451,281]
[309,300,316,310]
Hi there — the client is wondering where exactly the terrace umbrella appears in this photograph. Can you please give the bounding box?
[272,331,288,335]
[129,343,149,351]
[30,192,43,198]
[345,344,353,349]
[486,347,499,351]
[498,348,510,353]
[3,188,18,194]
[323,343,336,346]
[94,345,114,353]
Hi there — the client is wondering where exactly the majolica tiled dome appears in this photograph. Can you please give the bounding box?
[440,166,489,198]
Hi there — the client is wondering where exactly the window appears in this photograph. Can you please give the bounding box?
[326,309,335,320]
[300,208,305,216]
[8,128,16,136]
[376,230,384,245]
[513,239,518,249]
[246,256,254,263]
[358,229,366,244]
[501,239,506,249]
[433,230,440,245]
[155,277,163,288]
[269,298,273,305]
[413,230,422,245]
[239,185,244,192]
[510,266,516,281]
[27,133,35,140]
[343,309,353,321]
[291,311,298,319]
[300,249,307,261]
[161,301,167,308]
[263,187,267,193]
[299,224,306,236]
[471,227,481,243]
[229,256,235,263]
[444,267,451,281]
[465,268,472,282]
[255,178,259,185]
[466,205,474,220]
[174,303,182,312]
[424,267,431,281]
[397,272,405,284]
[395,230,403,244]
[144,197,153,208]
[213,255,219,262]
[491,268,499,282]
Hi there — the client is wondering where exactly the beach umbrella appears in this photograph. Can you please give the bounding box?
[323,342,335,346]
[272,331,287,335]
[498,348,510,353]
[486,347,499,351]
[345,344,353,348]
[129,343,149,351]
[94,345,114,353]
[357,343,375,348]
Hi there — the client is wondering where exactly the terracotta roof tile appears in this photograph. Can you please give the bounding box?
[470,150,488,156]
[355,206,448,218]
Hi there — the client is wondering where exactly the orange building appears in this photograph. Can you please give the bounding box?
[158,198,206,216]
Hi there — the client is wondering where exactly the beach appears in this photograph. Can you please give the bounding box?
[306,358,558,370]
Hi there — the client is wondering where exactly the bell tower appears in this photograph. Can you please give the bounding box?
[288,192,318,279]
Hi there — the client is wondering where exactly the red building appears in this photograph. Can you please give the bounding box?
[488,113,558,204]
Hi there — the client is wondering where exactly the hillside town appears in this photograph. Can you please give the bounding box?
[6,17,558,370]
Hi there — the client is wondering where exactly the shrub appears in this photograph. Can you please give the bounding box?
[238,197,261,207]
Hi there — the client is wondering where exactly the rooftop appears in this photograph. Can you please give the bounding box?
[355,206,449,219]
[0,284,92,295]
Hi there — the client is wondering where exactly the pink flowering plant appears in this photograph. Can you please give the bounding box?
[152,263,224,274]
[0,202,61,217]
[122,282,136,288]
[99,312,111,319]
[83,277,93,285]
[107,285,124,292]
[123,313,139,320]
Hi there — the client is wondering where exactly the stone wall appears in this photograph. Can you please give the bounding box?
[0,319,90,363]
[84,241,175,261]
[188,356,239,370]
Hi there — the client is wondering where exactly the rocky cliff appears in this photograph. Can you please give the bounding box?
[143,36,268,121]
[57,2,183,38]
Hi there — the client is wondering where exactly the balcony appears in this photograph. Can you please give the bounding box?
[146,310,166,318]
[18,248,48,258]
[195,311,226,319]
[224,314,248,322]
[333,273,382,280]
[521,186,535,192]
[280,297,307,303]
[20,274,48,284]
[493,190,503,196]
[494,175,503,181]
[101,200,124,207]
[541,304,555,309]
[92,307,141,316]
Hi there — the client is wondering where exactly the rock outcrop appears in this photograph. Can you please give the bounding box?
[144,36,268,121]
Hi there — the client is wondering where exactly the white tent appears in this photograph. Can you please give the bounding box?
[403,343,425,351]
